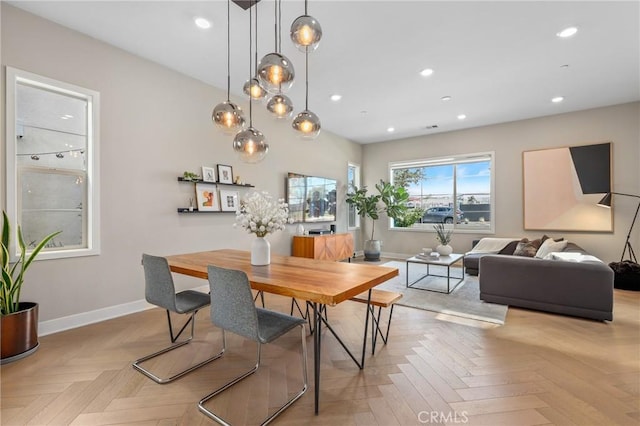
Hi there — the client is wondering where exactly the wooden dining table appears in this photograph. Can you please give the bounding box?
[164,249,399,414]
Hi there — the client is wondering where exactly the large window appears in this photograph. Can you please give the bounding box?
[5,67,100,260]
[390,153,494,232]
[347,162,361,229]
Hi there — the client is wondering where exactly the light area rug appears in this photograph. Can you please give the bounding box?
[376,261,508,325]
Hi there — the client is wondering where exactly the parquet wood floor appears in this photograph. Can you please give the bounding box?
[1,261,639,425]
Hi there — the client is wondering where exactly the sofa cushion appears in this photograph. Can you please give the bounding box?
[513,238,540,257]
[535,238,568,259]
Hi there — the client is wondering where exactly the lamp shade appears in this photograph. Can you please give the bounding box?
[257,53,295,94]
[266,94,294,119]
[292,109,321,139]
[232,127,269,163]
[212,101,246,134]
[290,15,322,52]
[597,193,612,207]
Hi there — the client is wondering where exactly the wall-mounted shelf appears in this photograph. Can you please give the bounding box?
[177,208,236,214]
[177,177,254,188]
[177,176,254,214]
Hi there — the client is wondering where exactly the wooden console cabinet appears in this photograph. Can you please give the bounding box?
[292,233,354,261]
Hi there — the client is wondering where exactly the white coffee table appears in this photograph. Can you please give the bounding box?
[406,253,465,294]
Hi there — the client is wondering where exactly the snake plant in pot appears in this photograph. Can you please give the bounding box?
[1,211,60,364]
[346,180,413,261]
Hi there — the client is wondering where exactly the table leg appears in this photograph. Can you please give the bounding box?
[405,261,409,287]
[313,302,321,415]
[359,289,372,369]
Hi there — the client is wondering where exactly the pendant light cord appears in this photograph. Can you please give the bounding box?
[273,0,277,52]
[249,0,253,127]
[226,0,231,101]
[305,50,309,110]
[278,0,282,53]
[254,0,259,75]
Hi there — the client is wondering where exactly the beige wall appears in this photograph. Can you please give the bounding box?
[1,5,362,324]
[362,102,640,263]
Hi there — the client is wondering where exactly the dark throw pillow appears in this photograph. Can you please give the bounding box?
[513,237,542,257]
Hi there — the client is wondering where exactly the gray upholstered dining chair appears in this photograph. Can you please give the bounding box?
[198,265,308,425]
[132,254,224,384]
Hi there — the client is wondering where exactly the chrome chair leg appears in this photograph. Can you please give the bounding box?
[198,325,307,426]
[132,310,224,384]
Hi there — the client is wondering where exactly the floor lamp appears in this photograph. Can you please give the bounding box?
[597,192,640,262]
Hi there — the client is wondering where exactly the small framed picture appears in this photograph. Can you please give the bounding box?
[219,190,239,212]
[195,183,219,211]
[202,166,216,182]
[217,164,234,184]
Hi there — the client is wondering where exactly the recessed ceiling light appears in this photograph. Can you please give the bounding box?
[441,96,452,101]
[387,127,395,132]
[425,124,438,130]
[457,114,466,120]
[330,94,342,102]
[194,17,211,29]
[551,96,564,103]
[420,68,434,77]
[60,114,73,120]
[556,27,578,38]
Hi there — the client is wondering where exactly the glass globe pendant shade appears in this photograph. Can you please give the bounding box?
[212,101,246,134]
[257,52,295,94]
[290,15,322,52]
[233,126,269,163]
[266,94,294,119]
[292,109,321,139]
[243,77,267,100]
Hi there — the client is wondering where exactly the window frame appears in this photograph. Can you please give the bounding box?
[5,67,101,260]
[347,162,361,230]
[388,152,495,234]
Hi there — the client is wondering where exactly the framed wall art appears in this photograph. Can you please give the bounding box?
[523,142,612,232]
[219,190,239,212]
[202,166,216,182]
[195,183,219,211]
[217,164,234,184]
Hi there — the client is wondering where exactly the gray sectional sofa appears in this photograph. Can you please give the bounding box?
[469,239,614,321]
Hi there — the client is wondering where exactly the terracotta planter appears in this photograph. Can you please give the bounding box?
[1,302,39,364]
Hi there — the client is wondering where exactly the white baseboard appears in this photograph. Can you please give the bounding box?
[38,284,210,336]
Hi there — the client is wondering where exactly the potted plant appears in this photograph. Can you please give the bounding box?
[433,223,453,256]
[1,211,60,364]
[346,180,414,261]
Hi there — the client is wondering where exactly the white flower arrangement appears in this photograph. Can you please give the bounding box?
[234,191,293,238]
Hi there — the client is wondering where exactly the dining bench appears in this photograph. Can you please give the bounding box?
[350,289,403,355]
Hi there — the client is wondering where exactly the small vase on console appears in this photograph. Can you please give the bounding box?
[251,237,271,266]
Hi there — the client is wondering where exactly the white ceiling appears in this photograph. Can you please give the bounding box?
[8,1,640,144]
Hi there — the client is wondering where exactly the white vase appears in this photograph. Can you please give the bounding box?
[436,244,453,256]
[295,224,305,236]
[251,237,271,266]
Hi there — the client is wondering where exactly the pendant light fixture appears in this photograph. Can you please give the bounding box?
[290,0,322,52]
[213,0,246,133]
[233,0,269,163]
[257,0,295,94]
[266,93,294,119]
[242,0,266,100]
[292,50,321,139]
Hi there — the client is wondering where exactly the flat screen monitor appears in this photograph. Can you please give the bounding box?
[286,172,337,223]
